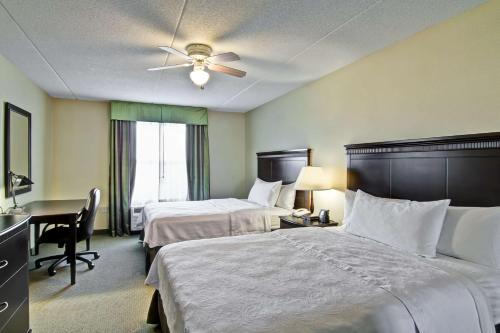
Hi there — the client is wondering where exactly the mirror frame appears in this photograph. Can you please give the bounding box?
[4,103,32,198]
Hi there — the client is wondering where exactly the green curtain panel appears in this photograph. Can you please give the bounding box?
[109,120,136,236]
[186,125,210,200]
[111,101,208,125]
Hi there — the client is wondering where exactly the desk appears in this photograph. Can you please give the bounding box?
[23,199,86,285]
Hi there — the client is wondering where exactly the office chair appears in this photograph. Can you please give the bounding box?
[35,188,101,276]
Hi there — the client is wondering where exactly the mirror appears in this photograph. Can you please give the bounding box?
[4,103,32,197]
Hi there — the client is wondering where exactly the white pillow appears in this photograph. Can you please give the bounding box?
[437,206,500,268]
[248,178,282,207]
[345,190,450,257]
[276,183,296,210]
[343,189,357,223]
[343,189,406,225]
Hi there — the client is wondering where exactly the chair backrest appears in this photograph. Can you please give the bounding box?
[78,188,101,239]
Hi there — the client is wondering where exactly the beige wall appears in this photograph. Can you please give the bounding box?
[0,54,52,210]
[47,100,247,229]
[208,111,246,198]
[3,0,497,227]
[245,0,500,221]
[48,99,110,229]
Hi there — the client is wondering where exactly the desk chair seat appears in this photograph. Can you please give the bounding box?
[35,189,101,277]
[38,226,88,244]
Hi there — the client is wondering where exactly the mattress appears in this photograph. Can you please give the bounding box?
[265,206,291,229]
[270,215,281,229]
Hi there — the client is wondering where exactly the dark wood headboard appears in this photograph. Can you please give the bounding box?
[257,149,311,209]
[345,132,500,207]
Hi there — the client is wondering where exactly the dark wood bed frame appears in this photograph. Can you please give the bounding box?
[257,148,311,209]
[345,132,500,206]
[346,132,500,332]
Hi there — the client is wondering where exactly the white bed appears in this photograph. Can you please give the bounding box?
[142,198,291,248]
[429,254,500,324]
[146,227,497,333]
[144,134,500,332]
[142,149,310,253]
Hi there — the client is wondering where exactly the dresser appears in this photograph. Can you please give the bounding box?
[0,215,30,333]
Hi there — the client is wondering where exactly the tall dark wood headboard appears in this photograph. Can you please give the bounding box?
[257,149,311,209]
[345,132,500,207]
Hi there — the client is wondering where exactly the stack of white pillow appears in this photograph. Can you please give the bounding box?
[248,178,296,210]
[344,189,500,268]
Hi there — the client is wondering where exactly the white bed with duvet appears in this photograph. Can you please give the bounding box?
[142,178,296,248]
[145,134,500,332]
[146,189,500,333]
[142,197,291,248]
[147,228,498,333]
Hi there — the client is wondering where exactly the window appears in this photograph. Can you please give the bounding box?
[131,122,188,206]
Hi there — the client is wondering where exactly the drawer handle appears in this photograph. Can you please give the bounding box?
[0,260,7,269]
[0,302,8,313]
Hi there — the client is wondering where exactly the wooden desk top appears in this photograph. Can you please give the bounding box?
[23,199,87,217]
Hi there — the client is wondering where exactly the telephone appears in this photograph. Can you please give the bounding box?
[292,208,311,217]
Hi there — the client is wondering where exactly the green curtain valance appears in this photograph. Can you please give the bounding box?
[111,101,208,125]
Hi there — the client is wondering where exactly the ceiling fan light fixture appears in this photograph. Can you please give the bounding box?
[190,67,210,87]
[150,43,246,88]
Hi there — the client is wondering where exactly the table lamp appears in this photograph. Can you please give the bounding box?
[294,166,332,215]
[8,171,34,214]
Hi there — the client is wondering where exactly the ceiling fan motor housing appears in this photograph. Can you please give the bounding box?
[186,43,213,60]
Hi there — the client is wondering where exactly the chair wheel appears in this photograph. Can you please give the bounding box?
[35,261,42,269]
[93,254,100,260]
[48,268,57,276]
[88,262,95,270]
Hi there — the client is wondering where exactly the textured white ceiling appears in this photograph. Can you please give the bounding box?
[0,0,485,112]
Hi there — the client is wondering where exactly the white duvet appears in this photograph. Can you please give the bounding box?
[146,228,495,333]
[143,198,289,248]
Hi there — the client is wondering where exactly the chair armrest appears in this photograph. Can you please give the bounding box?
[41,223,57,234]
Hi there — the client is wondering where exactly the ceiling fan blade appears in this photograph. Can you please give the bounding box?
[158,46,192,61]
[207,63,246,78]
[147,63,192,71]
[207,52,240,63]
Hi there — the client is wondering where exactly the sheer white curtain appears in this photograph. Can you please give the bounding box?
[131,122,188,206]
[159,123,188,201]
[132,122,159,206]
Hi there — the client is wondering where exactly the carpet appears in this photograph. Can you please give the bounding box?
[29,234,158,333]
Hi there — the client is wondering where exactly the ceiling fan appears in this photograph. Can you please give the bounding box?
[148,43,246,89]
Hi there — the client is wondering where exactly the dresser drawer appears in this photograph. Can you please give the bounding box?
[0,298,29,333]
[0,265,28,329]
[0,228,28,287]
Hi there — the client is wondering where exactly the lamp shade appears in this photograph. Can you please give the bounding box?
[294,166,332,191]
[10,171,33,187]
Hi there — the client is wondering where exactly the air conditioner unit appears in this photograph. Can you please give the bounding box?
[130,206,144,231]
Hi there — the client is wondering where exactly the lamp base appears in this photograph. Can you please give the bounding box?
[7,207,25,215]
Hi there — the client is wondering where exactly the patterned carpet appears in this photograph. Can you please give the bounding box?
[29,234,158,333]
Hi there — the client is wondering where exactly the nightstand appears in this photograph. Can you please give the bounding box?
[279,215,339,229]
